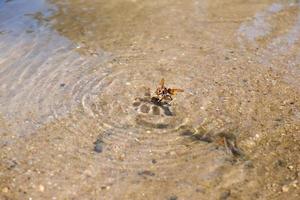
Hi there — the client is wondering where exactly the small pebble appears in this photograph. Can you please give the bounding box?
[39,185,45,192]
[244,160,254,168]
[101,186,110,190]
[276,159,286,167]
[60,83,65,87]
[2,187,9,193]
[138,170,155,177]
[94,139,103,153]
[282,185,289,192]
[83,169,93,177]
[220,190,231,200]
[152,159,157,164]
[168,195,178,200]
[195,188,204,193]
[118,154,125,161]
[291,180,298,188]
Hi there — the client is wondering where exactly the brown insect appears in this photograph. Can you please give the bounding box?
[155,78,184,102]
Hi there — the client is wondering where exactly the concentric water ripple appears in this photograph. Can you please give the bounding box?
[63,69,206,171]
[0,0,112,137]
[0,3,219,173]
[1,1,282,199]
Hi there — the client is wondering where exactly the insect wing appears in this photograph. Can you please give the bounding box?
[168,88,184,95]
[159,78,165,88]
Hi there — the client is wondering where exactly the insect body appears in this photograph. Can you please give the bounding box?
[155,78,184,102]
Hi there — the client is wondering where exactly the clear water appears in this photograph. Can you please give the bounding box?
[1,0,299,199]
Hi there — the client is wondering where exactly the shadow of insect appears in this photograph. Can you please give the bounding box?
[134,90,173,116]
[178,125,245,157]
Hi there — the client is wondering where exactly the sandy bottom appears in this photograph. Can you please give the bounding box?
[0,0,299,199]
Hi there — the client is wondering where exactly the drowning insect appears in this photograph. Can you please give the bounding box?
[155,78,184,102]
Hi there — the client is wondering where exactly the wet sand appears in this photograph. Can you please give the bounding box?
[0,0,299,199]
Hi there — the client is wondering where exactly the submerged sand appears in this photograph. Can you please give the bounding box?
[0,0,299,199]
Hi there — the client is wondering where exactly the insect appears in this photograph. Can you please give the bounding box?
[155,78,184,102]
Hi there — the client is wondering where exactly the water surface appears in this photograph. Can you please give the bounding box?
[1,0,299,199]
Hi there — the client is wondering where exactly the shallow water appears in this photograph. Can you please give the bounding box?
[0,0,300,199]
